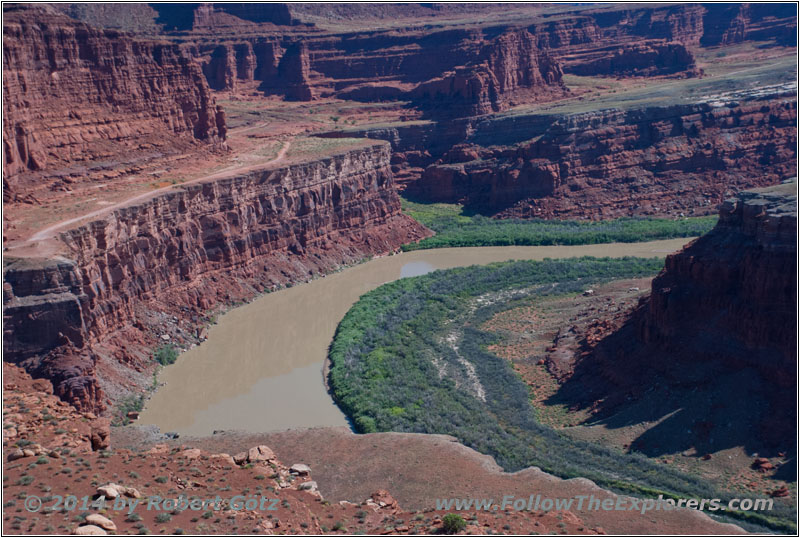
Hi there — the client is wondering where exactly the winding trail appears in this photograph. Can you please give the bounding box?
[26,139,292,245]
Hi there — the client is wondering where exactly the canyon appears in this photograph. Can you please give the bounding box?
[581,181,797,447]
[2,6,226,201]
[4,141,427,412]
[411,95,797,217]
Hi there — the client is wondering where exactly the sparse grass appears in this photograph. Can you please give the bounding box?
[286,136,379,162]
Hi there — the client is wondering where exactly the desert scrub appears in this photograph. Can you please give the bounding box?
[112,394,145,426]
[153,344,178,366]
[400,196,716,251]
[326,256,794,533]
[441,514,467,534]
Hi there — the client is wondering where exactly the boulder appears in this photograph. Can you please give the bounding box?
[7,448,26,461]
[84,515,116,531]
[90,418,111,451]
[180,448,202,460]
[73,525,107,535]
[210,453,236,466]
[247,445,275,463]
[289,463,311,475]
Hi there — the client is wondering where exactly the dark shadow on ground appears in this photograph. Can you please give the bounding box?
[547,314,796,481]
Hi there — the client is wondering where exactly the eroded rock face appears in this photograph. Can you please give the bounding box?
[2,7,225,195]
[410,29,566,117]
[641,182,797,382]
[584,182,796,448]
[413,97,797,218]
[3,143,429,411]
[567,40,701,78]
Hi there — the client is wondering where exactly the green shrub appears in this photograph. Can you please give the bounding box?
[401,196,716,251]
[441,514,466,534]
[154,345,179,366]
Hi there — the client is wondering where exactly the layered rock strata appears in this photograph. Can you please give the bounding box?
[585,181,796,447]
[641,181,797,383]
[411,96,796,217]
[2,7,225,196]
[3,143,428,411]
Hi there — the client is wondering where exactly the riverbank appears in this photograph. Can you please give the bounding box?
[136,239,693,437]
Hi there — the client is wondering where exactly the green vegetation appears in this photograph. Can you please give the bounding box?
[153,344,178,366]
[401,197,716,251]
[441,514,467,534]
[112,394,145,427]
[328,257,794,532]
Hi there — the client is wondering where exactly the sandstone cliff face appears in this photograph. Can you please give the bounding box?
[2,8,225,195]
[412,96,797,218]
[52,3,795,115]
[3,143,429,411]
[410,29,565,117]
[566,41,701,78]
[701,3,798,47]
[582,182,796,448]
[641,182,796,382]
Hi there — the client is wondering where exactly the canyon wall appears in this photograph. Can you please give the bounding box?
[48,3,794,116]
[2,7,225,197]
[155,2,799,108]
[3,143,428,411]
[580,181,796,448]
[641,181,796,383]
[411,94,796,218]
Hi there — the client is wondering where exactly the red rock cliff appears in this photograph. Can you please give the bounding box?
[580,181,796,449]
[2,7,225,197]
[3,143,428,411]
[414,95,797,218]
[641,182,797,382]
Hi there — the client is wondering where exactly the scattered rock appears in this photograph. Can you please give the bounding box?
[770,485,790,498]
[752,457,775,472]
[368,490,398,510]
[7,448,26,461]
[73,525,107,535]
[247,445,275,463]
[298,480,320,497]
[210,453,236,466]
[289,463,311,475]
[96,484,121,499]
[84,514,116,531]
[180,448,202,459]
[96,483,140,499]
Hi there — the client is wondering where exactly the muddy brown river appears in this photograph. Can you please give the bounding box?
[138,239,691,436]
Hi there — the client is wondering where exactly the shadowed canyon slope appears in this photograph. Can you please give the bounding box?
[565,182,796,455]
